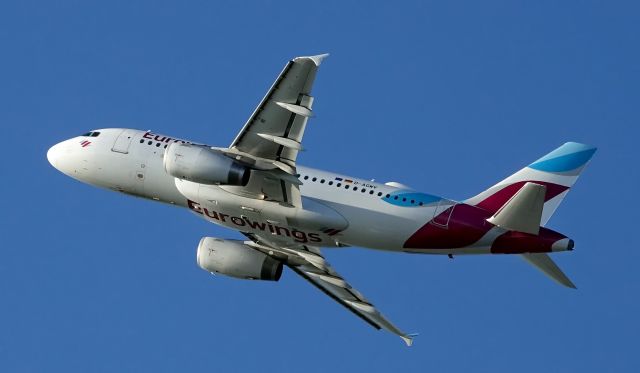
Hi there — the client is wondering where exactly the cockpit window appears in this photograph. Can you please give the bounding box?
[81,131,101,137]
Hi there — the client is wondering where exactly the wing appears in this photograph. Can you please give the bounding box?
[243,233,416,346]
[218,54,328,207]
[230,54,327,167]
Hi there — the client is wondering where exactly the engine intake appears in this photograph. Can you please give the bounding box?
[164,143,250,186]
[196,237,283,281]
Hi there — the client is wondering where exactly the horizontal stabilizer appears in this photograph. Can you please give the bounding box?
[521,253,576,289]
[487,182,546,235]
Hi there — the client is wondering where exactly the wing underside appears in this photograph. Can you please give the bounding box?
[230,54,327,168]
[219,54,328,207]
[243,233,415,346]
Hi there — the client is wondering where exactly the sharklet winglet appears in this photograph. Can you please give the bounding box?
[400,333,419,347]
[293,53,330,66]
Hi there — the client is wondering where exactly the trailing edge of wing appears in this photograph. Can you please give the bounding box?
[521,253,577,289]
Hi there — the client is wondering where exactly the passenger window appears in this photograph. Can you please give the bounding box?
[336,183,341,187]
[312,177,317,182]
[304,176,309,180]
[320,179,325,184]
[328,181,333,185]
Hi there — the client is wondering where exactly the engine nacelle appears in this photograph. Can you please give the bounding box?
[196,237,283,281]
[163,143,250,186]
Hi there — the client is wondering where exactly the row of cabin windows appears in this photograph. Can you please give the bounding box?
[140,139,169,148]
[301,175,424,206]
[139,139,192,148]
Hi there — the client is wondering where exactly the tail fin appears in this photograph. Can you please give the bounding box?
[466,142,597,225]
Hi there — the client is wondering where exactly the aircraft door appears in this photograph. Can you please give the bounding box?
[111,129,137,154]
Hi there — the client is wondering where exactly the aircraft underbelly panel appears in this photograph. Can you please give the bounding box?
[175,180,350,247]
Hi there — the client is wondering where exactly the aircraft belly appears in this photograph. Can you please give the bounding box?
[174,180,349,247]
[314,200,424,251]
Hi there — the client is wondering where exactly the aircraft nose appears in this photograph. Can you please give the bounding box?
[47,143,62,169]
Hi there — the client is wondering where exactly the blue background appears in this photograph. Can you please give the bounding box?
[1,1,638,371]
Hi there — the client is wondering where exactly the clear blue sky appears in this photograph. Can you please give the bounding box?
[1,1,638,371]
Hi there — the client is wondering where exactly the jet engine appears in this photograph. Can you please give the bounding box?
[196,237,283,281]
[163,143,250,186]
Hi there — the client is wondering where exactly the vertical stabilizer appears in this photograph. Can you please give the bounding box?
[466,142,597,225]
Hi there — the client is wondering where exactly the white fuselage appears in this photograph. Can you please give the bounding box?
[47,128,496,254]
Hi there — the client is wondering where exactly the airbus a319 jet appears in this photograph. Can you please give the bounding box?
[47,54,596,346]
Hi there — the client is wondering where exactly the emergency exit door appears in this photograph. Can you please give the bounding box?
[111,129,137,154]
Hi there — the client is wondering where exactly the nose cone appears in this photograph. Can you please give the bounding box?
[46,140,78,176]
[47,143,63,170]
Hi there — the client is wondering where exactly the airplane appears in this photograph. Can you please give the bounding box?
[47,54,596,346]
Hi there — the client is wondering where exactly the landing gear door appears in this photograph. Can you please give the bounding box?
[111,129,137,154]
